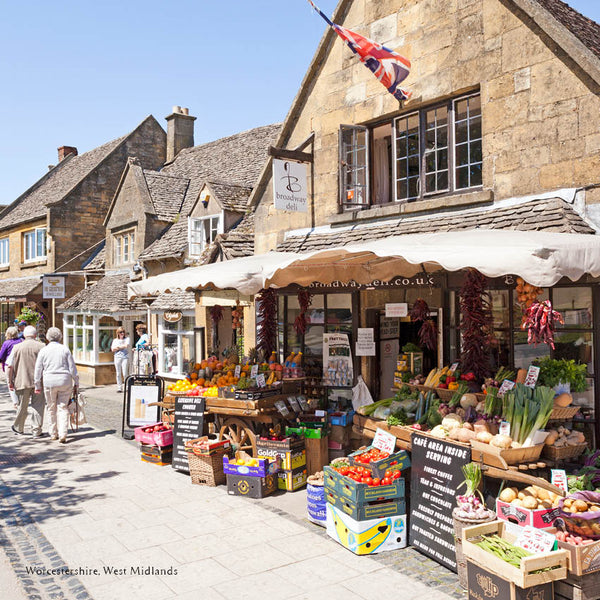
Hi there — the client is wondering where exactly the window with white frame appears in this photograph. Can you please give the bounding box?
[0,237,8,266]
[158,314,194,375]
[340,92,482,209]
[64,314,123,364]
[23,228,47,262]
[113,230,135,265]
[188,215,222,256]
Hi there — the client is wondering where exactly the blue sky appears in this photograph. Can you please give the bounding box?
[0,0,598,204]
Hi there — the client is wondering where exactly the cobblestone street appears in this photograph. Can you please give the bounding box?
[0,380,465,600]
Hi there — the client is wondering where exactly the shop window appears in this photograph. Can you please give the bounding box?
[0,237,9,266]
[23,227,47,262]
[340,92,482,210]
[158,315,194,375]
[553,287,593,329]
[188,215,223,256]
[98,316,119,363]
[113,230,135,266]
[63,314,122,364]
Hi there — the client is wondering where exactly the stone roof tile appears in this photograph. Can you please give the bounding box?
[143,171,189,221]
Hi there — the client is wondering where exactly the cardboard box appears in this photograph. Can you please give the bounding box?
[496,499,560,529]
[545,527,600,576]
[326,504,407,555]
[467,561,554,600]
[329,424,352,445]
[140,444,173,465]
[222,454,279,477]
[326,488,405,521]
[256,436,305,452]
[324,466,404,503]
[257,441,306,471]
[226,473,277,498]
[277,466,307,491]
[349,447,411,479]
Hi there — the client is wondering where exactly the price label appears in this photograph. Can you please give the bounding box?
[450,362,459,374]
[373,428,396,454]
[524,365,540,389]
[516,526,556,554]
[287,396,301,412]
[256,373,266,388]
[498,380,515,398]
[275,400,291,418]
[250,365,259,378]
[551,469,568,494]
[234,365,241,378]
[499,421,511,436]
[315,409,326,417]
[297,396,310,411]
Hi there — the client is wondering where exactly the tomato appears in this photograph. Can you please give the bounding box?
[364,477,373,485]
[384,470,393,479]
[339,468,349,476]
[371,478,381,486]
[392,471,402,480]
[382,477,391,486]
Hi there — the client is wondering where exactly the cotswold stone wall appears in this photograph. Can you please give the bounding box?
[253,0,600,253]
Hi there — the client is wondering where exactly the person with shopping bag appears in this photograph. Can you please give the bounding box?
[34,327,79,444]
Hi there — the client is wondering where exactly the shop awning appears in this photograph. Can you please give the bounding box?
[128,230,600,298]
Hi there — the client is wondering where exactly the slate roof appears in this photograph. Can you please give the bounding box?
[150,290,196,311]
[83,241,106,271]
[138,124,280,261]
[536,0,600,59]
[58,273,148,313]
[206,181,252,212]
[0,135,127,230]
[277,198,596,253]
[0,276,42,299]
[163,123,281,216]
[144,170,189,221]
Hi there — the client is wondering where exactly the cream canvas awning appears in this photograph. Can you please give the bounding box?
[128,230,600,299]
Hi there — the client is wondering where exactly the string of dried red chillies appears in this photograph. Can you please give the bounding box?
[256,288,278,357]
[522,299,564,349]
[293,289,313,335]
[410,298,437,351]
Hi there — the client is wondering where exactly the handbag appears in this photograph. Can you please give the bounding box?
[68,392,87,430]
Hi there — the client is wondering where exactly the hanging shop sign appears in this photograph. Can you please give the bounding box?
[323,333,353,386]
[172,396,206,474]
[273,159,308,212]
[42,275,66,299]
[163,310,183,323]
[309,274,441,290]
[409,433,471,572]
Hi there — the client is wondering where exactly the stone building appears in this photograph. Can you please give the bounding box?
[0,117,166,340]
[59,107,280,384]
[242,0,600,432]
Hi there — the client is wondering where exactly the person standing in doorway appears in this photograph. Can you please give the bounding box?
[8,326,45,438]
[34,327,79,444]
[0,327,22,409]
[111,327,130,392]
[135,324,149,349]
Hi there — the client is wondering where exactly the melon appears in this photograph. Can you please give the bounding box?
[554,393,573,408]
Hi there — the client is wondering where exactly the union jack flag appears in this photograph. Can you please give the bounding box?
[307,1,411,101]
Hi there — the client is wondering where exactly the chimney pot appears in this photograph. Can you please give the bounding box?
[165,106,196,162]
[58,146,78,162]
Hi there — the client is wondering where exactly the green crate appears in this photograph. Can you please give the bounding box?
[326,489,406,521]
[348,447,411,479]
[285,426,327,439]
[323,466,404,503]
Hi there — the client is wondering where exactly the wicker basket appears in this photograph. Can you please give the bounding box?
[186,448,228,486]
[542,442,588,461]
[435,387,455,402]
[549,406,580,420]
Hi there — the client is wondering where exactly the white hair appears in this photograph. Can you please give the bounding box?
[23,326,37,339]
[46,327,63,342]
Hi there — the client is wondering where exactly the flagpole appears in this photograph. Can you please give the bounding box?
[306,0,334,27]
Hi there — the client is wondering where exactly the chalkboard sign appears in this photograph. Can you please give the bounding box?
[172,396,206,474]
[409,433,471,572]
[121,375,164,439]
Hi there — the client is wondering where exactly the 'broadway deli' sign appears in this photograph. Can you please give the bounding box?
[309,274,441,289]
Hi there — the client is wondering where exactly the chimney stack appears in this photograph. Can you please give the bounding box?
[58,146,78,162]
[165,106,196,162]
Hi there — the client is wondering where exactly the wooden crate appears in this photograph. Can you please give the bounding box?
[470,439,544,469]
[554,571,600,600]
[462,520,568,588]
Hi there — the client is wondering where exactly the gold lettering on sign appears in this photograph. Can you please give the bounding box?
[476,573,499,598]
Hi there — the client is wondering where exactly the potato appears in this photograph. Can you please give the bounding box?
[522,496,538,510]
[553,497,561,508]
[534,487,550,501]
[499,488,517,503]
[564,498,574,508]
[540,500,552,509]
[511,498,524,507]
[518,490,533,500]
[524,486,539,499]
[573,500,589,513]
[590,505,600,513]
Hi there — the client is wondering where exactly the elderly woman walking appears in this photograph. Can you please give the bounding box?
[34,327,79,443]
[0,327,22,408]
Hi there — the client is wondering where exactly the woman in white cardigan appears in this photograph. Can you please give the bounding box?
[34,327,79,443]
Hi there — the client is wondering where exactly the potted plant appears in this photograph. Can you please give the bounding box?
[533,357,588,394]
[17,306,44,327]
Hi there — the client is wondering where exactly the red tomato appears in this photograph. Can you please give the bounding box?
[371,478,381,486]
[392,471,402,480]
[384,470,393,479]
[382,477,391,486]
[364,477,373,485]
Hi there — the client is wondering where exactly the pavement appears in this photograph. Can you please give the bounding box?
[0,377,465,600]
